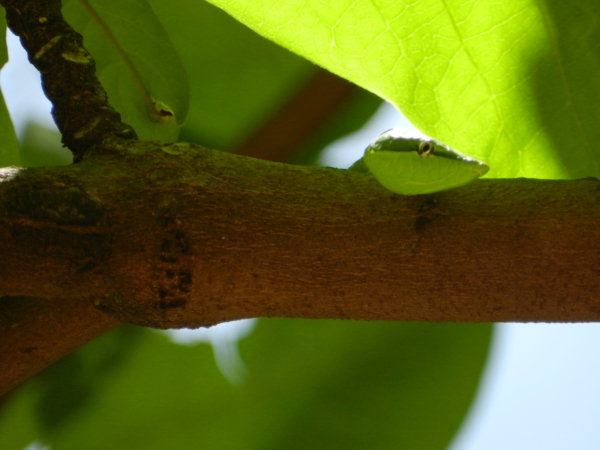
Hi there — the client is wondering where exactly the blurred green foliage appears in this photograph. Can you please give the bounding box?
[0,321,491,450]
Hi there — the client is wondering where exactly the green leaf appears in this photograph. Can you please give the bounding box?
[62,0,190,142]
[0,7,20,167]
[204,0,600,180]
[0,320,492,450]
[61,0,379,160]
[147,0,316,150]
[0,90,20,167]
[18,122,72,167]
[246,320,492,450]
[0,9,6,67]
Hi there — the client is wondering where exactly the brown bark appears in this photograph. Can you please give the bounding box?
[0,296,120,395]
[2,141,600,331]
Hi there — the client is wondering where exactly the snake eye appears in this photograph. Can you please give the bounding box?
[418,141,434,157]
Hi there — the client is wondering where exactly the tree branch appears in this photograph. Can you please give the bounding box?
[234,69,361,162]
[1,0,137,159]
[0,295,120,395]
[2,142,599,330]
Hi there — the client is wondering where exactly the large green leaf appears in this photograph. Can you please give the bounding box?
[62,0,190,142]
[0,7,20,167]
[204,0,600,180]
[18,122,72,167]
[0,320,492,450]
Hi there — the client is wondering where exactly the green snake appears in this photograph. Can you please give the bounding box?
[350,128,489,195]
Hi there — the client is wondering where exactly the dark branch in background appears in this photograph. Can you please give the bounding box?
[1,0,137,159]
[234,69,361,162]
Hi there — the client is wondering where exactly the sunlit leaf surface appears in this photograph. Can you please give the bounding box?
[205,0,600,180]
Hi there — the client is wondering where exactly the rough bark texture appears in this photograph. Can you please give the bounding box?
[2,141,600,332]
[0,296,120,395]
[2,0,137,158]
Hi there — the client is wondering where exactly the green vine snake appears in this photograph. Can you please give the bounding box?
[350,128,490,195]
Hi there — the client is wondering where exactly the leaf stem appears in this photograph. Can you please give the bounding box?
[77,0,168,119]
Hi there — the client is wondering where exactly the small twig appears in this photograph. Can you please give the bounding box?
[1,0,137,159]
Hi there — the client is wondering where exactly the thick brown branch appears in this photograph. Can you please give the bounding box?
[1,142,599,330]
[1,0,137,158]
[0,296,120,395]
